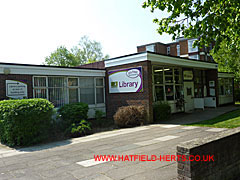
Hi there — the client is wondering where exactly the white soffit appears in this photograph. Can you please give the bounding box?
[0,64,105,77]
[104,53,148,68]
[218,72,234,78]
[105,52,218,69]
[148,53,218,69]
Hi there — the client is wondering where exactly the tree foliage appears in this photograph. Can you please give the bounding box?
[44,36,109,67]
[45,46,78,67]
[211,41,240,82]
[143,0,240,52]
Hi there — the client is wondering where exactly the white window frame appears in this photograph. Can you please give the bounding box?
[167,46,170,55]
[188,39,198,53]
[146,45,155,52]
[32,76,48,100]
[67,77,80,104]
[177,45,180,56]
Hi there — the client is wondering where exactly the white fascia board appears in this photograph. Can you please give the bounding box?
[218,72,234,78]
[148,53,218,69]
[0,64,105,77]
[180,54,188,57]
[104,53,147,68]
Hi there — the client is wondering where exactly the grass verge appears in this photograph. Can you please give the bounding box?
[186,109,240,128]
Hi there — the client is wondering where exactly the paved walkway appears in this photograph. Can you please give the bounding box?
[0,105,238,180]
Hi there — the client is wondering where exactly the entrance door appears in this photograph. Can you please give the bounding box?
[184,81,194,112]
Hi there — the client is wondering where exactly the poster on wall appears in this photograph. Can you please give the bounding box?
[108,67,143,93]
[6,80,28,99]
[183,70,193,80]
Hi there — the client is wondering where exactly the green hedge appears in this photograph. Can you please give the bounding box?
[153,101,171,122]
[58,102,89,130]
[0,99,54,147]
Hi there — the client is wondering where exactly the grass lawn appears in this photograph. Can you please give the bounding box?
[186,109,240,128]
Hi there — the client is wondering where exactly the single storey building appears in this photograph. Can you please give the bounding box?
[0,40,235,121]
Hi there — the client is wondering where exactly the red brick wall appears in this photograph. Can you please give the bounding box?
[77,61,105,69]
[137,46,146,53]
[179,40,188,55]
[155,43,167,54]
[0,74,33,100]
[105,61,153,122]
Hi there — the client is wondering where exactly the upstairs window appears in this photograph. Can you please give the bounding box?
[146,45,155,52]
[177,45,180,56]
[189,54,200,60]
[167,46,170,55]
[188,39,198,53]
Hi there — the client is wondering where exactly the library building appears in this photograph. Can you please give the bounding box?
[0,38,234,121]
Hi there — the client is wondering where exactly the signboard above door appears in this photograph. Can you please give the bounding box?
[183,70,193,80]
[108,67,143,93]
[6,80,28,99]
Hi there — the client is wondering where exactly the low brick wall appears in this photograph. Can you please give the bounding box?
[177,127,240,180]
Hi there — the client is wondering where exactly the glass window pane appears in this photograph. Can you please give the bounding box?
[48,77,64,87]
[96,78,104,86]
[174,69,180,76]
[34,89,47,98]
[165,85,174,100]
[175,86,183,99]
[34,77,46,87]
[165,76,173,83]
[68,78,78,86]
[79,78,94,88]
[154,74,163,84]
[80,88,95,104]
[49,88,66,107]
[69,88,78,104]
[164,68,173,76]
[96,88,104,103]
[175,75,182,84]
[155,86,164,101]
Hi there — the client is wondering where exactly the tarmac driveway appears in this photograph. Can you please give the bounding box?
[0,105,238,180]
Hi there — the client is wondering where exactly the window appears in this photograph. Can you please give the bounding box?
[177,45,180,56]
[194,70,204,98]
[33,77,47,99]
[79,77,95,105]
[218,78,233,96]
[68,78,79,104]
[167,46,170,55]
[48,77,66,107]
[188,39,198,53]
[96,78,104,104]
[33,76,105,107]
[146,45,155,52]
[189,54,199,60]
[153,66,183,102]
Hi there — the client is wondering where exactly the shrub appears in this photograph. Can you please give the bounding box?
[58,102,89,129]
[113,105,147,128]
[153,101,171,122]
[94,109,106,127]
[235,88,240,102]
[64,120,91,138]
[0,99,54,147]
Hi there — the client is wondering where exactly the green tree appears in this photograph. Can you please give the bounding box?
[211,41,240,82]
[72,36,109,64]
[44,36,109,66]
[143,0,240,52]
[44,46,77,67]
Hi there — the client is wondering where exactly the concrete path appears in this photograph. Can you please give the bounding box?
[0,105,238,180]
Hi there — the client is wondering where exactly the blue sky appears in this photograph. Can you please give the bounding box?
[0,0,172,65]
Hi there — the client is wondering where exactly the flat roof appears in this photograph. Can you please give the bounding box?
[105,51,218,70]
[0,62,104,71]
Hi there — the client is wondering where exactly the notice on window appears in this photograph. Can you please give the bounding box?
[6,80,28,99]
[108,67,143,93]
